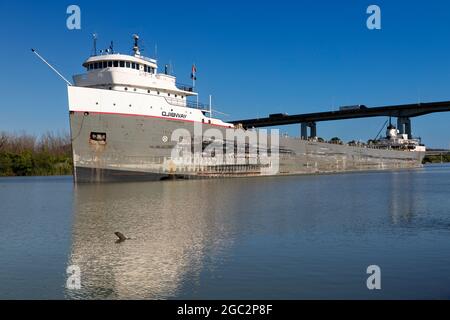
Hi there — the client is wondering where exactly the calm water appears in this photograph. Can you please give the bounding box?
[1,165,450,299]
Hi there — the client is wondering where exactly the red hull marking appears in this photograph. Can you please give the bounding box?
[71,110,234,128]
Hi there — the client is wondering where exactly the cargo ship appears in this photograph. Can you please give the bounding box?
[67,35,425,182]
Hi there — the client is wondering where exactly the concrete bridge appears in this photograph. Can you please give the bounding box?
[231,100,450,140]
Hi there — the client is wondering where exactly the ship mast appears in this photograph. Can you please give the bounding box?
[92,33,98,56]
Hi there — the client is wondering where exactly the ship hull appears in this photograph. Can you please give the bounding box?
[69,111,425,183]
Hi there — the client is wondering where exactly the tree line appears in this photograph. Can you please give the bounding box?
[0,132,73,176]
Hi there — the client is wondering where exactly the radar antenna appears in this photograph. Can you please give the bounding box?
[132,34,140,56]
[109,41,114,54]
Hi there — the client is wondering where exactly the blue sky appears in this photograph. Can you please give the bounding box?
[0,0,449,147]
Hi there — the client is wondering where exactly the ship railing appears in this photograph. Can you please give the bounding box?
[164,96,210,111]
[176,83,195,92]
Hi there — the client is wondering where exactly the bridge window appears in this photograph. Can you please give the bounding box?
[108,61,113,67]
[135,63,140,70]
[120,61,125,68]
[94,62,99,69]
[131,62,136,69]
[102,61,107,68]
[113,61,118,67]
[126,61,130,68]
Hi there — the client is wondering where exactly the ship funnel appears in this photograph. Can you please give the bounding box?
[386,124,397,139]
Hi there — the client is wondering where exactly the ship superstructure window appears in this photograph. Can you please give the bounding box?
[85,60,156,72]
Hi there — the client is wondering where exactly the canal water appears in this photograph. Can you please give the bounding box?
[1,165,450,299]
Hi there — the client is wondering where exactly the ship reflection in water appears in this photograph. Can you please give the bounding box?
[66,180,238,299]
[60,166,450,299]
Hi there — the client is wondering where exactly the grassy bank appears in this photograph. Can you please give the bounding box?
[0,132,73,177]
[423,154,450,164]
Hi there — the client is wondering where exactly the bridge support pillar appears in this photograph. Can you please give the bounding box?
[310,122,317,138]
[397,117,412,139]
[301,123,308,139]
[300,122,317,140]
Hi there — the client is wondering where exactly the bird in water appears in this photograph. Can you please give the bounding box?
[114,232,130,243]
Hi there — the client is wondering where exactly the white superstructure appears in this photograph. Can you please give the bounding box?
[375,123,426,152]
[69,35,233,128]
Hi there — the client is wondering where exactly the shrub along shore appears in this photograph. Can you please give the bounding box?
[0,132,73,177]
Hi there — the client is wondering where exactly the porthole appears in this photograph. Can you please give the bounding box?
[129,104,132,107]
[125,87,128,91]
[147,90,150,93]
[134,88,137,92]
